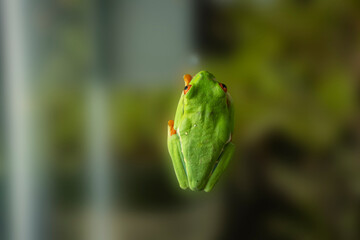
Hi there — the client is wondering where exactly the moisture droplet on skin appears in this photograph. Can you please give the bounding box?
[185,132,188,135]
[194,124,197,127]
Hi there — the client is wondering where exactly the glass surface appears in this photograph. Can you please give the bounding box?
[1,0,360,239]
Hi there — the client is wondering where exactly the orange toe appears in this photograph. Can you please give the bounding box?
[168,120,176,136]
[183,74,192,86]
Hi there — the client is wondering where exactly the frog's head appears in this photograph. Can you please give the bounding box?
[183,70,228,105]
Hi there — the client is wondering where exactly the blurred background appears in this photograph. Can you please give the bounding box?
[1,0,360,239]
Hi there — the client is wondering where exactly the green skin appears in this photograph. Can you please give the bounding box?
[167,71,234,192]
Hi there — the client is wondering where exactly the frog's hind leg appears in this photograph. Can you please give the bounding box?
[168,120,188,189]
[204,142,235,192]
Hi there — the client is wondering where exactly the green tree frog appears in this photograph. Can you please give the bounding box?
[167,71,234,192]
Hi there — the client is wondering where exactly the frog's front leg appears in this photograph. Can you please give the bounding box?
[204,141,235,192]
[167,120,188,189]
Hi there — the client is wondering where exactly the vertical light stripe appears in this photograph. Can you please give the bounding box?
[86,84,112,240]
[1,0,34,240]
[85,0,113,238]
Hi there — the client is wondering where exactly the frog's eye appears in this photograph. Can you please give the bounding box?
[184,85,192,94]
[219,83,227,92]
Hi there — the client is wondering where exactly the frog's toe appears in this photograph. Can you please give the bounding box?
[168,120,176,136]
[183,74,192,86]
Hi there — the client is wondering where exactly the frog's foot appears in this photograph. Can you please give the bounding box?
[183,74,192,86]
[168,127,188,190]
[168,120,176,136]
[204,142,235,192]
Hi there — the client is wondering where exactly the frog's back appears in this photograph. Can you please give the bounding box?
[178,81,231,190]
